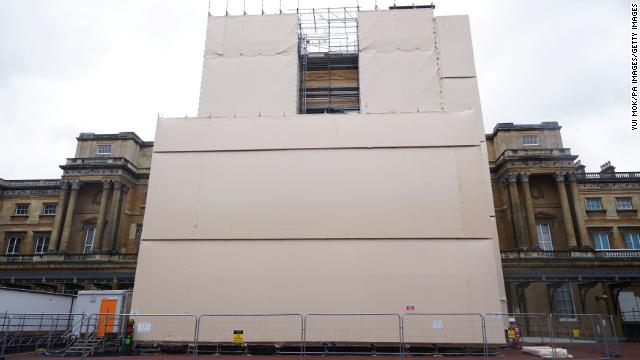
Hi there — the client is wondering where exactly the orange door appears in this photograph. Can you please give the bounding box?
[96,299,118,337]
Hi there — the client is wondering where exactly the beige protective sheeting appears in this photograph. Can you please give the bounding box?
[204,14,298,57]
[358,9,441,113]
[154,111,483,152]
[132,239,504,343]
[198,14,298,117]
[144,146,491,240]
[359,9,435,52]
[435,15,476,78]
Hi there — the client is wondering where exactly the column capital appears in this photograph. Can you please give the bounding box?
[567,172,578,182]
[507,173,519,183]
[102,180,113,189]
[520,172,531,182]
[70,180,83,190]
[121,184,129,193]
[113,181,123,190]
[554,172,567,182]
[60,181,71,190]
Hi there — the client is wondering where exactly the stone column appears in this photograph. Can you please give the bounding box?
[507,173,527,249]
[567,173,592,249]
[113,185,129,253]
[59,180,82,252]
[92,181,112,253]
[611,226,626,249]
[103,181,123,253]
[555,173,578,249]
[21,232,35,255]
[48,181,70,253]
[520,172,538,249]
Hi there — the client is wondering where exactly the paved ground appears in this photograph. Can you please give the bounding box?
[4,342,640,359]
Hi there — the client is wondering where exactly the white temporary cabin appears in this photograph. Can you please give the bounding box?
[0,287,75,331]
[71,290,132,336]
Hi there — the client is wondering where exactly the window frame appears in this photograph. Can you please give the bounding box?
[536,223,554,251]
[585,198,604,211]
[624,232,640,250]
[553,282,577,320]
[616,197,634,211]
[83,227,96,254]
[42,203,57,216]
[592,231,611,250]
[34,234,50,255]
[5,235,21,255]
[14,203,30,216]
[522,135,539,146]
[96,144,112,155]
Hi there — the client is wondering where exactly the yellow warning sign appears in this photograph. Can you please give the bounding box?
[507,329,516,339]
[573,328,580,338]
[232,330,244,344]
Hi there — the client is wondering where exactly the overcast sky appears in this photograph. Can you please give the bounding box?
[0,0,634,179]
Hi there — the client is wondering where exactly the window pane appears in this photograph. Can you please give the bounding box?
[522,135,539,145]
[96,144,112,155]
[84,227,95,254]
[593,232,610,250]
[6,237,21,255]
[553,283,576,317]
[625,233,640,249]
[536,223,553,251]
[586,198,602,210]
[15,204,29,215]
[43,204,56,215]
[617,198,633,210]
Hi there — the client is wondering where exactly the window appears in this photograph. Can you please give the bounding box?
[84,227,95,254]
[553,283,576,318]
[96,144,112,155]
[592,232,611,250]
[42,203,57,215]
[14,203,29,216]
[34,235,50,254]
[625,232,640,249]
[522,135,539,146]
[617,198,634,210]
[585,198,603,211]
[5,236,21,255]
[536,223,553,251]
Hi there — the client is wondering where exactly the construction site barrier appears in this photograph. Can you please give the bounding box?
[402,313,487,357]
[1,312,624,359]
[303,314,403,357]
[0,312,88,356]
[197,314,303,356]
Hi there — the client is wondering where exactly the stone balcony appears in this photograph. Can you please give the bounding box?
[0,253,138,264]
[62,157,150,177]
[501,250,640,267]
[494,148,576,165]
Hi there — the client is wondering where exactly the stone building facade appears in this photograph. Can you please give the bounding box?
[1,122,639,336]
[0,132,151,293]
[489,122,640,337]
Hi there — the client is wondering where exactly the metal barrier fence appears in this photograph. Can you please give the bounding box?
[304,314,402,356]
[0,312,88,356]
[0,312,623,359]
[403,313,486,356]
[197,314,303,356]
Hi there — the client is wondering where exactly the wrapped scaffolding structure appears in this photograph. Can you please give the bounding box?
[297,7,360,113]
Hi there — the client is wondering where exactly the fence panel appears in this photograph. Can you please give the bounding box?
[304,314,402,355]
[549,313,611,360]
[0,313,85,355]
[197,314,303,355]
[403,313,486,356]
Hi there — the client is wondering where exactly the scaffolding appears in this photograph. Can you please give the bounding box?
[297,7,360,114]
